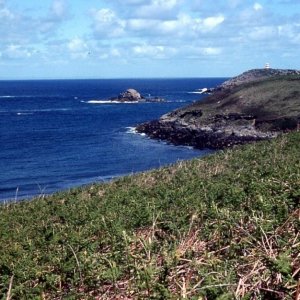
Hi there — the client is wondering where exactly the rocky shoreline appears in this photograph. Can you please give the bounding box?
[136,117,277,150]
[136,69,300,149]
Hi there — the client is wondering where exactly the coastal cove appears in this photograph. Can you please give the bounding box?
[0,78,225,201]
[1,71,300,299]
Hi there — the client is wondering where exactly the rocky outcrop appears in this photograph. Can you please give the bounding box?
[112,89,143,102]
[137,115,277,150]
[136,69,300,150]
[110,89,164,102]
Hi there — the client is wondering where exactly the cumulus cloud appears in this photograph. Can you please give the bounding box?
[184,46,222,58]
[227,0,242,8]
[90,3,225,41]
[202,15,225,30]
[91,8,126,38]
[50,0,68,20]
[1,0,300,77]
[132,43,177,59]
[175,14,225,35]
[39,0,70,34]
[253,3,263,11]
[128,13,224,38]
[0,7,14,19]
[112,0,149,5]
[67,37,89,59]
[1,44,33,59]
[136,0,181,19]
[201,47,222,55]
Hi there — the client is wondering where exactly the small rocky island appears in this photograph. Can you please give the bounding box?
[110,88,164,102]
[136,68,300,149]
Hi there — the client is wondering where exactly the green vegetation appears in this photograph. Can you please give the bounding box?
[1,132,300,299]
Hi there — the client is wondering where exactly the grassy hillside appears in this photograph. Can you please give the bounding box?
[1,132,300,299]
[136,73,300,150]
[169,74,300,131]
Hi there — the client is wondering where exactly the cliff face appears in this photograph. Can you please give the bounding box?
[136,69,300,149]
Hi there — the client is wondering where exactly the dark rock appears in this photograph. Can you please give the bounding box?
[114,89,143,102]
[136,120,276,150]
[110,89,164,102]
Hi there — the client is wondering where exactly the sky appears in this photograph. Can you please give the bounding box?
[0,0,300,79]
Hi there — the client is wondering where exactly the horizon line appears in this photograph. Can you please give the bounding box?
[0,76,231,81]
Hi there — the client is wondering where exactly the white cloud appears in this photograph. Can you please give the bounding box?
[110,48,121,57]
[253,3,263,11]
[132,43,177,59]
[128,18,158,31]
[2,44,32,59]
[128,13,225,38]
[201,47,222,55]
[33,0,70,37]
[68,37,87,52]
[1,0,300,78]
[179,14,225,35]
[228,0,242,8]
[91,8,126,38]
[202,15,225,30]
[67,37,89,58]
[96,47,123,60]
[113,0,149,5]
[0,7,14,19]
[135,0,181,19]
[185,46,222,58]
[51,0,68,19]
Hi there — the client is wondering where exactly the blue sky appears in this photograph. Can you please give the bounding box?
[0,0,299,79]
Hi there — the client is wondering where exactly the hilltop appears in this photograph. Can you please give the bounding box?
[219,68,300,90]
[137,69,300,149]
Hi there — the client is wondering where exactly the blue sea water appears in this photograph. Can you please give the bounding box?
[0,78,226,201]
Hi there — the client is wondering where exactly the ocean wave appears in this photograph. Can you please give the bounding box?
[126,126,137,134]
[87,100,139,104]
[16,112,34,116]
[0,95,69,99]
[0,95,38,99]
[0,108,71,115]
[126,126,146,136]
[0,95,15,99]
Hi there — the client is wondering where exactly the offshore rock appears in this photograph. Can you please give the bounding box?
[114,89,143,102]
[110,89,164,102]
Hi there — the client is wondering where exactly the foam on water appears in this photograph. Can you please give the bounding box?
[87,100,139,104]
[125,126,147,136]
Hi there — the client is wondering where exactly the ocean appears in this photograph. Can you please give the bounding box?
[0,78,226,201]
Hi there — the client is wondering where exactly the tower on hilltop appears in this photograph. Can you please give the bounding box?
[264,63,270,69]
